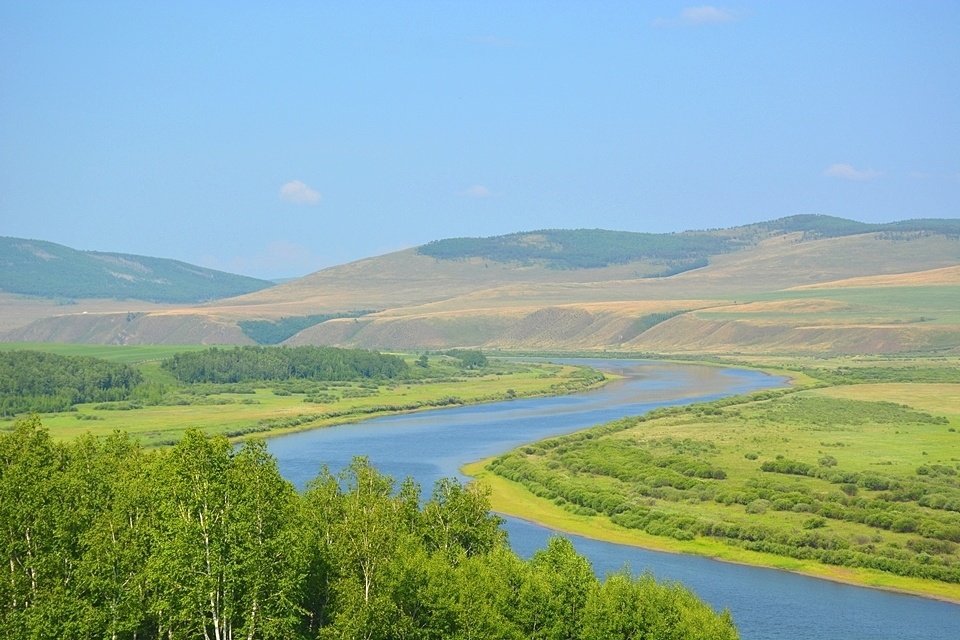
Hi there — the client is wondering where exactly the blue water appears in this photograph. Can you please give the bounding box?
[267,360,960,640]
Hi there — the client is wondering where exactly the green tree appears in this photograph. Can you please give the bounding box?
[0,416,69,637]
[516,536,597,639]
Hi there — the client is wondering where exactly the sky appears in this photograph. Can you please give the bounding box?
[1,1,958,279]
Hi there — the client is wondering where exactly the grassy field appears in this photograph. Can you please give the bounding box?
[468,355,960,602]
[0,343,606,447]
[0,341,209,363]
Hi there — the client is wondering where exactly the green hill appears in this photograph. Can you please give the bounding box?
[0,237,273,303]
[416,215,960,271]
[3,216,959,353]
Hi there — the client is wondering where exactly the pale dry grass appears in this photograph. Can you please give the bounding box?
[4,232,958,351]
[789,265,960,291]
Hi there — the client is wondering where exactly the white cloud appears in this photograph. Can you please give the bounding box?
[655,6,738,26]
[823,164,882,181]
[460,184,492,198]
[681,6,736,24]
[279,180,321,205]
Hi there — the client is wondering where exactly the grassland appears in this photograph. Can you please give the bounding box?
[5,221,958,352]
[0,343,606,447]
[467,355,960,602]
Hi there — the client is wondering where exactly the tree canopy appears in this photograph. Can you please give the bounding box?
[0,417,740,639]
[0,350,143,416]
[160,345,410,384]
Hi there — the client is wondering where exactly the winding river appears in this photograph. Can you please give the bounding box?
[267,360,960,640]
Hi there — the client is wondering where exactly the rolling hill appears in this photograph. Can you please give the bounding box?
[3,216,959,354]
[0,237,273,303]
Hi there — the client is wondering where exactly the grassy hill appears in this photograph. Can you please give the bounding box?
[3,216,959,354]
[416,215,960,270]
[0,236,273,303]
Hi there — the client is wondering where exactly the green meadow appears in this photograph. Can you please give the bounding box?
[0,342,209,363]
[0,343,605,447]
[470,355,960,602]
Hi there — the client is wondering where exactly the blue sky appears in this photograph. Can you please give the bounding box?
[1,1,958,279]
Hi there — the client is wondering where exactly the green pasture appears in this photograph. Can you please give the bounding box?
[7,354,598,447]
[0,342,209,363]
[479,356,960,600]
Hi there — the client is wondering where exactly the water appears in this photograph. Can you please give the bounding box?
[267,360,960,640]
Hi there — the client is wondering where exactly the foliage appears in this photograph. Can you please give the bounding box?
[0,350,143,416]
[442,349,489,369]
[751,214,960,240]
[488,390,960,584]
[238,311,374,345]
[0,418,739,639]
[799,366,960,386]
[160,345,410,384]
[0,236,272,303]
[417,228,737,270]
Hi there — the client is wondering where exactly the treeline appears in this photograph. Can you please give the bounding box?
[160,346,410,384]
[755,214,960,240]
[0,417,739,640]
[799,365,960,386]
[0,350,143,416]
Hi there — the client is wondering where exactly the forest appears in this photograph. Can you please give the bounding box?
[0,417,739,639]
[160,345,411,384]
[0,350,143,416]
[416,228,734,270]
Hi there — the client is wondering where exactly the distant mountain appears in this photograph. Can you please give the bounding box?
[3,216,959,354]
[0,237,273,303]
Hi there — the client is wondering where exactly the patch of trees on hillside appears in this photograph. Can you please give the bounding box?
[754,214,960,240]
[0,350,143,416]
[417,229,735,270]
[416,217,960,271]
[0,417,740,639]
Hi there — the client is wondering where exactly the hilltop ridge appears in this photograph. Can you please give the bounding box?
[0,236,273,304]
[3,216,959,355]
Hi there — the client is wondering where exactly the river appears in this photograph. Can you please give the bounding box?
[266,360,960,640]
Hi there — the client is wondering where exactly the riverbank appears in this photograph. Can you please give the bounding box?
[25,359,610,447]
[463,460,960,604]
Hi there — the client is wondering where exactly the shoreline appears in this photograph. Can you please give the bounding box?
[462,458,960,606]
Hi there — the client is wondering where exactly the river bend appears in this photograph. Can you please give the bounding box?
[267,360,960,640]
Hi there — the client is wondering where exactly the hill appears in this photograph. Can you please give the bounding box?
[0,236,273,303]
[415,215,960,270]
[3,216,959,354]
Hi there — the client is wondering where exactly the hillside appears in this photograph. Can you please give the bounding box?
[3,216,959,354]
[0,237,273,303]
